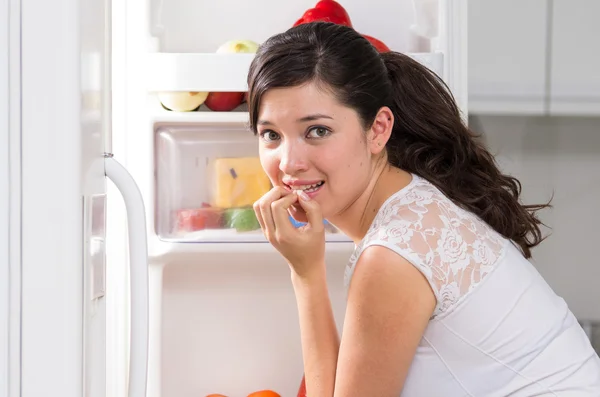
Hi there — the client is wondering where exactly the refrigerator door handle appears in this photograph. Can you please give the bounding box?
[104,154,149,397]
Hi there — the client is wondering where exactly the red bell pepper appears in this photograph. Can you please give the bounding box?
[293,0,352,27]
[362,34,391,53]
[296,375,307,397]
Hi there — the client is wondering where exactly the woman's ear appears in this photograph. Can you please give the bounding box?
[368,106,394,155]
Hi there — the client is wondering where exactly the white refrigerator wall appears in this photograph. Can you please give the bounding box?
[158,248,352,397]
[471,114,600,321]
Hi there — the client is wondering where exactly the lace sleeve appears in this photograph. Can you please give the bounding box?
[345,180,508,318]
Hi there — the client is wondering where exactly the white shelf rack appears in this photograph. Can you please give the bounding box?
[147,236,355,265]
[149,99,250,125]
[145,52,446,93]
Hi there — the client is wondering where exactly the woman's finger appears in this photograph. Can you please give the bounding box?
[271,193,299,237]
[252,200,266,233]
[295,190,324,232]
[257,187,290,240]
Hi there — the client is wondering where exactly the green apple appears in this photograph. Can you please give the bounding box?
[157,91,209,112]
[216,39,260,54]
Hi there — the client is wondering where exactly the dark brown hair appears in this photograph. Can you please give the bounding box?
[247,22,550,258]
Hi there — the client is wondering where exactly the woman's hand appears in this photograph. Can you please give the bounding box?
[253,187,326,278]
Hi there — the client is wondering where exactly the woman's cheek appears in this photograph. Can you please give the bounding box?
[259,149,280,184]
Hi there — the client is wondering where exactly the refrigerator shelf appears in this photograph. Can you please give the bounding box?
[145,52,445,94]
[159,229,351,243]
[150,98,250,125]
[147,237,355,264]
[153,124,352,244]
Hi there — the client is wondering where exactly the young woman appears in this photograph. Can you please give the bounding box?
[248,22,600,396]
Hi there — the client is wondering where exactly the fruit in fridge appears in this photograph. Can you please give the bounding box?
[216,39,260,54]
[290,1,391,53]
[157,91,209,111]
[293,0,353,27]
[175,205,223,232]
[224,207,261,232]
[204,91,245,112]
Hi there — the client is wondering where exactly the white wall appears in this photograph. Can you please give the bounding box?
[470,114,600,322]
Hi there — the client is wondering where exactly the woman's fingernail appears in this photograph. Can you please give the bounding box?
[297,190,310,201]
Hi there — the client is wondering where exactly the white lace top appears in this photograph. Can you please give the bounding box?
[344,174,600,396]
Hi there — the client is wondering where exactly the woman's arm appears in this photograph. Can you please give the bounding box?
[253,188,435,396]
[291,266,340,397]
[296,245,436,397]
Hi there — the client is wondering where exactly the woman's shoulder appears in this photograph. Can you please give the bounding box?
[365,174,506,245]
[346,175,509,317]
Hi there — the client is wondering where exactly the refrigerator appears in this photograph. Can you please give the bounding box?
[1,0,468,396]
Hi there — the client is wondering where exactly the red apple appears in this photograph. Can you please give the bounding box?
[362,34,390,53]
[204,91,245,111]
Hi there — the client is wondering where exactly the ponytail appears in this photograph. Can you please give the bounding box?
[381,51,550,258]
[246,22,550,258]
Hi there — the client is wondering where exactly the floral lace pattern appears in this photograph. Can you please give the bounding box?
[344,174,507,317]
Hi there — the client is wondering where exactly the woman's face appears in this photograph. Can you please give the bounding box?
[256,82,379,223]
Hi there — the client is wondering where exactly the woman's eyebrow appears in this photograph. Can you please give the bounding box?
[296,113,333,122]
[257,113,333,126]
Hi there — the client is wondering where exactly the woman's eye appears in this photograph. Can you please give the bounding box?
[260,131,280,142]
[307,127,330,139]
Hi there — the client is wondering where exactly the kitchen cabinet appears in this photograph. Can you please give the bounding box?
[468,0,549,114]
[468,0,600,116]
[549,0,600,115]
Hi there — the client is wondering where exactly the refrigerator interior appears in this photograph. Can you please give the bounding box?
[149,0,438,54]
[109,1,465,396]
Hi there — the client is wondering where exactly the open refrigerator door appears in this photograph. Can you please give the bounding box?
[3,0,150,397]
[1,0,11,394]
[110,1,467,396]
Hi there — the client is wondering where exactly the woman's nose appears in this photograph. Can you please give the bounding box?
[279,142,309,175]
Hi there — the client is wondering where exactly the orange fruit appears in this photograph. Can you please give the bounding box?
[247,391,281,397]
[205,394,228,397]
